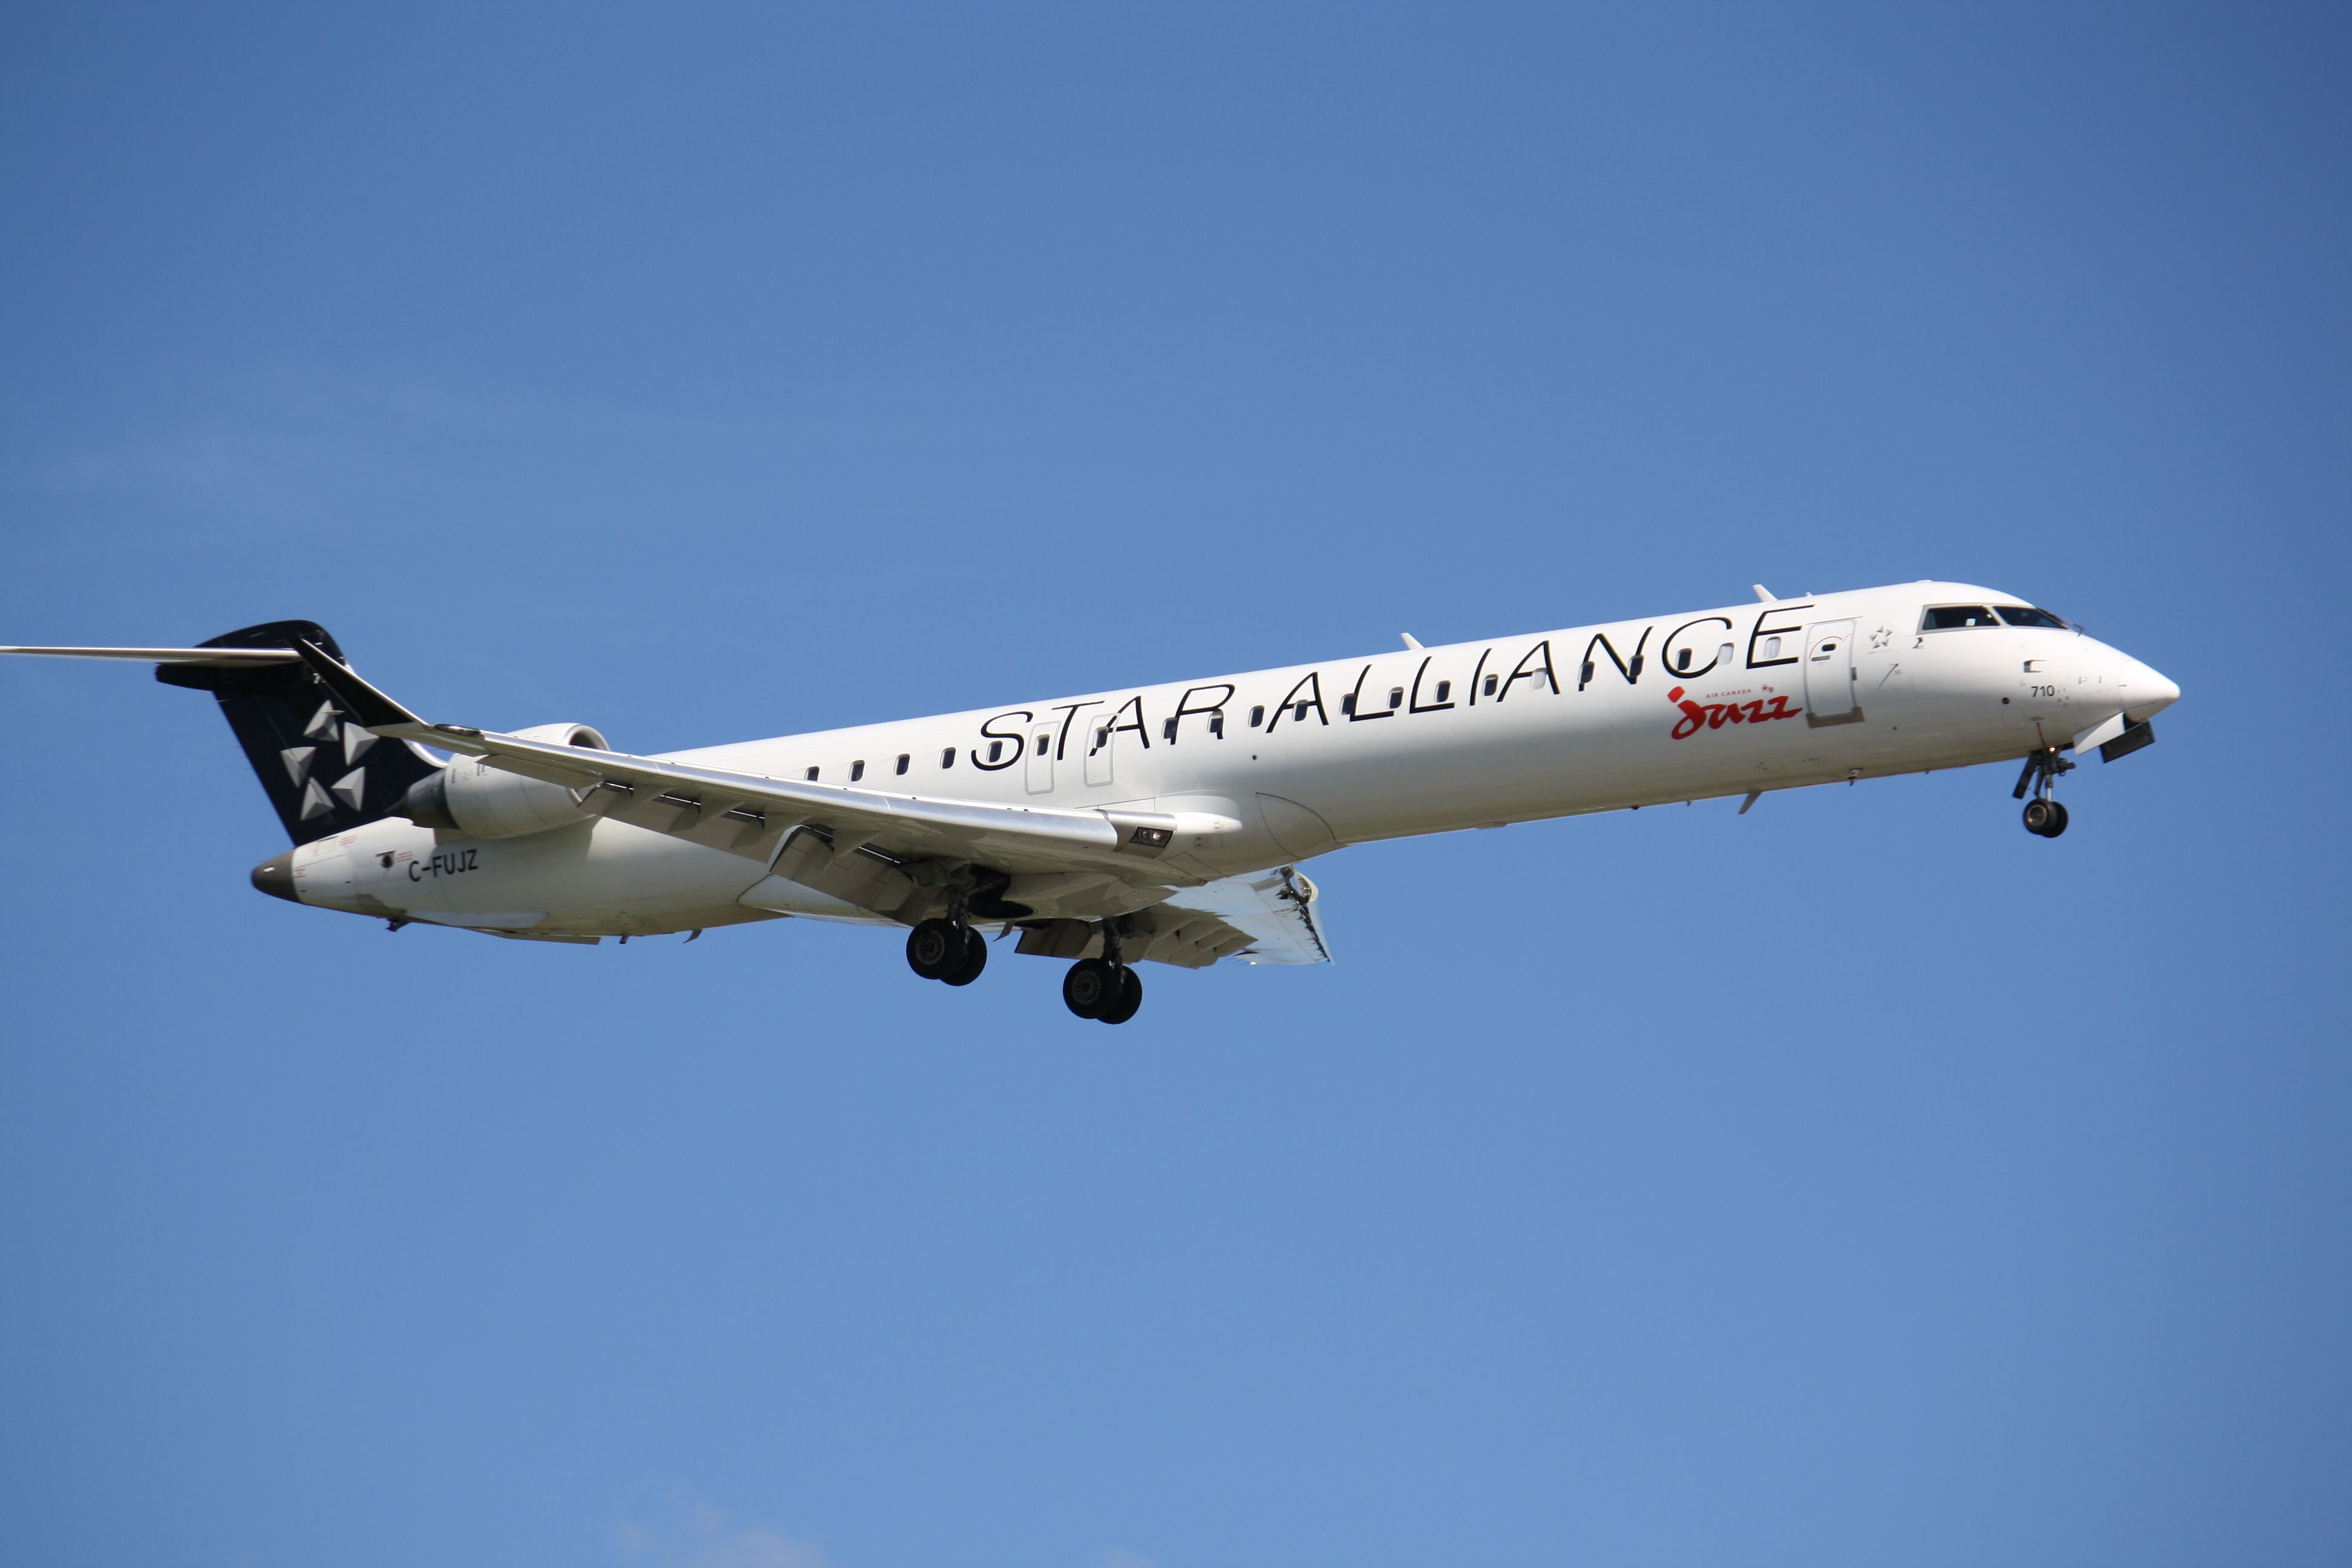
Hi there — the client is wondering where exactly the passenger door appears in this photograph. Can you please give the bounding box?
[1804,619,1860,724]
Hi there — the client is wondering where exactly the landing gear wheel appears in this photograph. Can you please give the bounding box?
[2013,748,2076,839]
[942,929,989,986]
[1096,965,1143,1025]
[1063,958,1117,1019]
[906,918,967,980]
[2022,799,2069,838]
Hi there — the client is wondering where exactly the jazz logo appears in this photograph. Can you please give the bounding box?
[1668,685,1802,740]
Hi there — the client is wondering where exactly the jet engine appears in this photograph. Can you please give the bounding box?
[399,722,611,838]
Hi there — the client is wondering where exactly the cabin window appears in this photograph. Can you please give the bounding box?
[1387,687,1404,710]
[988,740,1004,763]
[939,748,955,769]
[1674,648,1692,672]
[1034,733,1049,756]
[1434,681,1451,702]
[1293,701,1312,721]
[1089,723,1109,753]
[1209,710,1224,737]
[1921,605,2001,630]
[1718,642,1735,667]
[1161,717,1177,740]
[895,753,909,776]
[805,766,819,781]
[1481,673,1498,696]
[1341,693,1356,716]
[1249,705,1265,727]
[1762,637,1782,659]
[1996,605,2069,629]
[851,759,865,782]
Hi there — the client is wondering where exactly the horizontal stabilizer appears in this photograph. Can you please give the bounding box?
[0,644,301,666]
[286,638,425,731]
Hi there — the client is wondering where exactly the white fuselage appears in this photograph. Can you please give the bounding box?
[286,581,2178,938]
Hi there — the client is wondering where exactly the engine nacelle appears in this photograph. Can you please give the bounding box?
[399,722,610,839]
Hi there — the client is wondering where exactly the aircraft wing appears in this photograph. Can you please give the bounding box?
[457,725,1196,881]
[1148,867,1331,967]
[289,638,1206,886]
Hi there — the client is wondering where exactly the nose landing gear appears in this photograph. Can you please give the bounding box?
[2022,797,2069,837]
[2013,746,2074,838]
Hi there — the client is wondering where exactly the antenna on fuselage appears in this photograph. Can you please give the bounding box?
[1751,584,1774,603]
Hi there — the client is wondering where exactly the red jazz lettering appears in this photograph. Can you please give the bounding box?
[1667,685,1802,739]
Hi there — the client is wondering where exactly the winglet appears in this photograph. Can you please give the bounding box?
[287,637,426,732]
[1751,584,1774,603]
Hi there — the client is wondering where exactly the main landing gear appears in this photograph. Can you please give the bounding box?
[906,916,988,986]
[1060,922,1143,1025]
[1063,956,1143,1025]
[906,911,1145,1023]
[2013,746,2074,838]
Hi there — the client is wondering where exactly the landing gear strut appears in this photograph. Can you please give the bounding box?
[1062,925,1145,1024]
[2013,746,2073,838]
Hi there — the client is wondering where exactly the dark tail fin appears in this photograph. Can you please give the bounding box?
[157,620,440,844]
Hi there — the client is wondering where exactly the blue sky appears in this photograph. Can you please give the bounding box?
[2,4,2347,1565]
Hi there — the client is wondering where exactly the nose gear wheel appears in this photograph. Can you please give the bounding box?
[2012,746,2075,838]
[2022,798,2069,837]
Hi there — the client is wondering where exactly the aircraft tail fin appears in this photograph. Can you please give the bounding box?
[155,621,441,843]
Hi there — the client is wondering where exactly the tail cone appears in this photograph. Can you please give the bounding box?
[250,852,297,903]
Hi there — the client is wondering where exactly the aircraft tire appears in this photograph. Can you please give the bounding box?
[1096,966,1143,1025]
[2022,799,2059,837]
[1063,958,1117,1019]
[2042,800,2069,838]
[907,918,967,980]
[942,929,988,987]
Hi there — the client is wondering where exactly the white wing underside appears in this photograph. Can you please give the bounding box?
[1157,867,1331,967]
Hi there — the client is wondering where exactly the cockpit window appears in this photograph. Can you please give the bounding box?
[1995,605,2069,630]
[1921,605,2002,630]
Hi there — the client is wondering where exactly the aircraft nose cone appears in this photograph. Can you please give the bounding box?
[250,851,298,903]
[2122,659,2181,720]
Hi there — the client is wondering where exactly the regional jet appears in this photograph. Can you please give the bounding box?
[2,583,2177,1022]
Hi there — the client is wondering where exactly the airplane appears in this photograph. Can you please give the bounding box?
[2,581,2177,1024]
